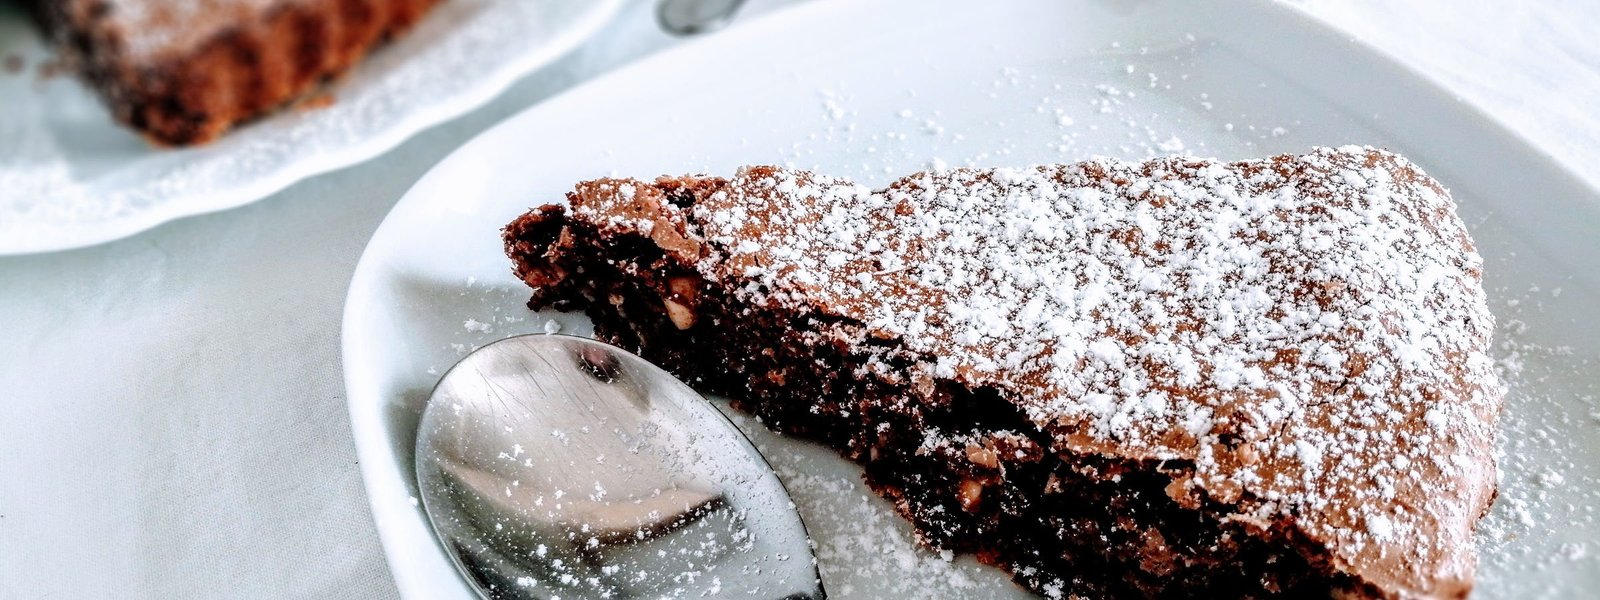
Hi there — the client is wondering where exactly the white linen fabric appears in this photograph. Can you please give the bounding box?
[1,0,1594,597]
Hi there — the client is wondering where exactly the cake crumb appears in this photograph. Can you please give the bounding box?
[296,92,337,111]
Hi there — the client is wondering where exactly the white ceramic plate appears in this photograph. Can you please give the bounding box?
[0,0,620,255]
[343,0,1600,597]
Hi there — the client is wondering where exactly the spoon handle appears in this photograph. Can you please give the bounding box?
[656,0,746,36]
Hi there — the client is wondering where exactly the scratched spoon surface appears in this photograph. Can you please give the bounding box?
[415,334,824,599]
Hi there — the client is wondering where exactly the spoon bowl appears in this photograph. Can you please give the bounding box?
[415,334,824,599]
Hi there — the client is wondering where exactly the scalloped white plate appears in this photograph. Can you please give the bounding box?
[0,0,620,255]
[344,0,1600,597]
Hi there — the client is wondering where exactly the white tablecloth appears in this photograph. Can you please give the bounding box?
[2,0,1595,597]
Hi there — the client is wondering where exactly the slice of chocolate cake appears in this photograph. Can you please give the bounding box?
[28,0,440,145]
[503,147,1502,599]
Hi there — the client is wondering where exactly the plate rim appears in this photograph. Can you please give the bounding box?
[1270,0,1600,199]
[342,0,1600,595]
[0,0,624,257]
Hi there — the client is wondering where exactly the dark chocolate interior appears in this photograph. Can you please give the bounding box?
[505,194,1371,598]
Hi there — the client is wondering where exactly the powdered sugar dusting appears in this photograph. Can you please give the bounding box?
[704,404,1027,599]
[92,0,298,60]
[669,146,1500,593]
[1472,285,1600,597]
[777,453,1003,598]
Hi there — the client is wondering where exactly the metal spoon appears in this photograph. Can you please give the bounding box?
[415,334,824,600]
[657,0,746,36]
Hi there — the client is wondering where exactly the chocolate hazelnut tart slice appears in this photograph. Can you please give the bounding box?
[504,147,1501,599]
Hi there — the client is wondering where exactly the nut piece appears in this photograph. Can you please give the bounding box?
[1044,472,1064,495]
[663,298,696,330]
[965,444,1000,469]
[1235,443,1260,466]
[667,276,700,302]
[957,478,985,512]
[1164,477,1202,509]
[662,276,701,330]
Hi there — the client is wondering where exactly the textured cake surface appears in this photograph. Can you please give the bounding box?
[505,146,1502,599]
[31,0,440,144]
[59,0,308,60]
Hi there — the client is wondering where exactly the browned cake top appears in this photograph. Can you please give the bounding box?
[563,146,1501,597]
[59,0,310,60]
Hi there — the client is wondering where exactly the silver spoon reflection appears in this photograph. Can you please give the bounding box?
[415,334,825,599]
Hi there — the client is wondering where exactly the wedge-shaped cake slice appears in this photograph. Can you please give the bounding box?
[29,0,440,145]
[504,147,1501,599]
